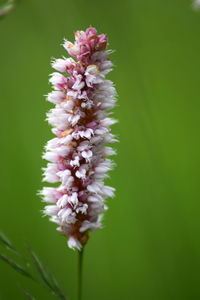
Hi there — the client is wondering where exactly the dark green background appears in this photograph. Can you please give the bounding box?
[1,0,200,299]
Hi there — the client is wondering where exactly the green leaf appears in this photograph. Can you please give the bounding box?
[30,250,67,300]
[0,231,18,254]
[49,272,67,300]
[23,289,36,300]
[0,253,34,280]
[30,250,53,290]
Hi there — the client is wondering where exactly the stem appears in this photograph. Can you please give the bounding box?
[78,247,84,300]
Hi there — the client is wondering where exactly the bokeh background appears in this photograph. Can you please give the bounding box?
[1,0,200,299]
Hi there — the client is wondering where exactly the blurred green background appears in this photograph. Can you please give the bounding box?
[1,0,200,299]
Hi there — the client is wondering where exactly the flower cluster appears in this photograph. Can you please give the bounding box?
[40,27,117,250]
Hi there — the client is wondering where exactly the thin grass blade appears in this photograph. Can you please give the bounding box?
[0,232,18,253]
[30,250,53,290]
[23,289,36,300]
[49,272,68,300]
[30,250,67,299]
[0,253,34,280]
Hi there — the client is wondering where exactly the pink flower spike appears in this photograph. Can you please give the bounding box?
[41,27,117,250]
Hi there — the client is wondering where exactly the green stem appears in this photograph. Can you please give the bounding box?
[78,248,84,300]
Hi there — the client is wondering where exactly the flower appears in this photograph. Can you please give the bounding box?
[193,0,200,9]
[0,0,15,17]
[40,27,117,250]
